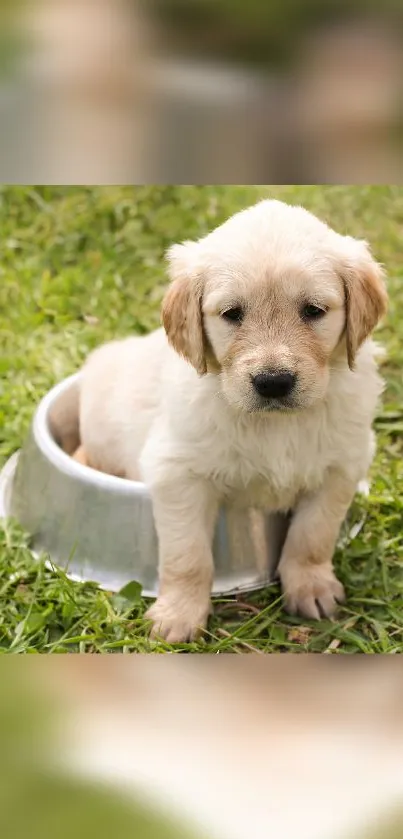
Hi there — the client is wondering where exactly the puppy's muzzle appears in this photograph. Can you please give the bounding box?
[251,371,296,400]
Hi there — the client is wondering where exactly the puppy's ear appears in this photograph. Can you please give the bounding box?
[340,238,387,369]
[162,242,207,375]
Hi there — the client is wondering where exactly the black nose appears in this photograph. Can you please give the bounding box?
[252,371,296,399]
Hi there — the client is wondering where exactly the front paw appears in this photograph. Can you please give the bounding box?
[145,594,211,643]
[279,561,345,620]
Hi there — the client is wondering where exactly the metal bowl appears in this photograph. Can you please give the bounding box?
[0,375,289,596]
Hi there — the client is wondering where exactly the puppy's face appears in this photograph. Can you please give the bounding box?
[202,257,345,412]
[163,200,387,413]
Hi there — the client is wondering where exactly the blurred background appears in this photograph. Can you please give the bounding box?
[0,0,402,182]
[2,657,403,839]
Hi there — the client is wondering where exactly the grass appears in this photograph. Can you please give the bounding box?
[1,185,403,653]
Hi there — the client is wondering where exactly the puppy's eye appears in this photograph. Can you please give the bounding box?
[222,307,243,323]
[302,304,327,321]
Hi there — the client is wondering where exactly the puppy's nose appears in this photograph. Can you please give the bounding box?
[252,371,296,399]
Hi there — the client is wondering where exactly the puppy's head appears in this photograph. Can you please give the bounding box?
[162,200,387,412]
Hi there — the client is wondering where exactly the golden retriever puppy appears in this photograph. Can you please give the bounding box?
[60,199,387,642]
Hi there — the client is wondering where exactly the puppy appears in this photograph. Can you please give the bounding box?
[56,200,387,642]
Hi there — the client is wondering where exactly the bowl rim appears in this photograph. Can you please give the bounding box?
[34,374,150,498]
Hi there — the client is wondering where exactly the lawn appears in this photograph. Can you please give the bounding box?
[1,185,403,653]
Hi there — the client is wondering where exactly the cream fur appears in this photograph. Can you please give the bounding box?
[74,199,386,641]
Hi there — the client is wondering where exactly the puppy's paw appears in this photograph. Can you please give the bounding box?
[72,445,89,466]
[279,562,345,620]
[145,594,211,643]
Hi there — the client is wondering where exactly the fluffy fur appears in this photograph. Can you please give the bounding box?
[57,200,387,641]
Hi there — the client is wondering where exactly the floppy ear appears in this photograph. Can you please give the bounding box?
[340,238,387,369]
[162,242,207,375]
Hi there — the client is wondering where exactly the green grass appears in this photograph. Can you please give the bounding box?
[1,185,403,653]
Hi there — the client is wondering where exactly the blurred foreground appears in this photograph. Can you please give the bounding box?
[0,1,402,182]
[2,657,403,839]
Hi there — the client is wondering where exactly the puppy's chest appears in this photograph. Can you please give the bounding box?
[200,421,328,509]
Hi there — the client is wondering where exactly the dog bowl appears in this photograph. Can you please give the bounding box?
[0,375,290,596]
